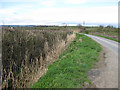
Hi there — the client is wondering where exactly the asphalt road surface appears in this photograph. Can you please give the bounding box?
[84,34,118,88]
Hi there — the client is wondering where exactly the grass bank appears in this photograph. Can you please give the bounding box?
[91,34,120,43]
[31,34,101,88]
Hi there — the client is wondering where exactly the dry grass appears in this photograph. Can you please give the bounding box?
[2,27,76,88]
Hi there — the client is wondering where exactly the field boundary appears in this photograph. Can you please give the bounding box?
[31,34,101,88]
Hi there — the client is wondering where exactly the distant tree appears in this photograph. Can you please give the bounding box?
[77,24,86,32]
[77,24,82,29]
[77,24,83,32]
[62,23,67,29]
[106,25,114,29]
[98,25,104,32]
[105,25,114,32]
[106,25,114,30]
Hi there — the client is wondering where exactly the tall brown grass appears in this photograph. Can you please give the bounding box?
[2,27,76,88]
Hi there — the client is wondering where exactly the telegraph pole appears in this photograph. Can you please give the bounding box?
[83,21,85,26]
[83,21,86,30]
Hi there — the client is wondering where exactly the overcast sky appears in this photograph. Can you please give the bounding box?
[0,0,118,26]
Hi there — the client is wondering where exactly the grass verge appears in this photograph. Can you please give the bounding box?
[31,34,101,88]
[92,34,120,43]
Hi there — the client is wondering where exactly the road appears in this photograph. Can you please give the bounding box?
[84,34,118,88]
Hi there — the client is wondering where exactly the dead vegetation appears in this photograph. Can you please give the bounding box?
[2,27,76,88]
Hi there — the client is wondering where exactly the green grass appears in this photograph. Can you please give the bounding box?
[92,34,120,43]
[31,34,101,88]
